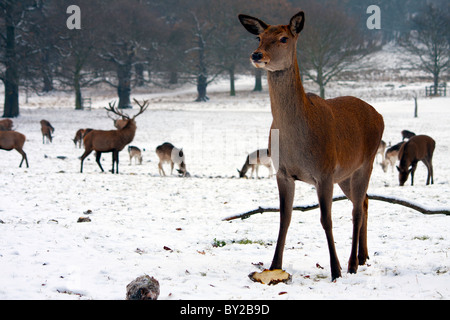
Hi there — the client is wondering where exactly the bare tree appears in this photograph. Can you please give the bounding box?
[0,1,42,117]
[298,0,379,98]
[399,3,450,95]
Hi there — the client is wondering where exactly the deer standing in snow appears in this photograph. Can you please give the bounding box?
[40,120,54,144]
[239,11,384,281]
[397,135,435,186]
[128,145,143,165]
[80,100,149,174]
[237,149,273,179]
[155,142,189,177]
[0,130,29,168]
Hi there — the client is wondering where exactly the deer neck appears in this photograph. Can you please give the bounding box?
[267,59,309,127]
[119,120,136,143]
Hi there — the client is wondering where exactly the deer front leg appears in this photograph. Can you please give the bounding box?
[270,174,295,270]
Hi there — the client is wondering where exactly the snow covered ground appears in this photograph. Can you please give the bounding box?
[0,75,449,300]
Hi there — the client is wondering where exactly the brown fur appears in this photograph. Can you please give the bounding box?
[0,131,29,168]
[381,141,404,173]
[239,11,384,280]
[155,142,189,177]
[80,100,148,174]
[40,120,54,144]
[73,128,93,148]
[397,135,435,186]
[238,149,273,179]
[128,145,143,165]
[0,119,13,131]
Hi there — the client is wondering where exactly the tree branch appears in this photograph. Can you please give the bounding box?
[223,194,450,221]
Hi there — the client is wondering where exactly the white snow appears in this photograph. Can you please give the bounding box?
[0,74,449,300]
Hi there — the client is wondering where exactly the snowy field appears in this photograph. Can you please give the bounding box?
[0,74,449,300]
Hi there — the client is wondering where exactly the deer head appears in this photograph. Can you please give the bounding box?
[238,12,305,72]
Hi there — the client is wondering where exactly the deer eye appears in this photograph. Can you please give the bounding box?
[280,37,288,44]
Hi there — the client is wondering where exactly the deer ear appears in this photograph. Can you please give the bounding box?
[289,11,305,36]
[238,14,268,35]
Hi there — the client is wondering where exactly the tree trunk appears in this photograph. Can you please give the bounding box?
[195,74,209,102]
[229,67,235,96]
[117,63,132,108]
[74,72,83,110]
[253,68,262,92]
[135,63,145,87]
[169,71,178,85]
[2,10,19,118]
[433,72,439,96]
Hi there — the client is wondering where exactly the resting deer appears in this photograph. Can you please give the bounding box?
[0,119,13,131]
[239,11,384,281]
[397,135,435,186]
[73,128,93,148]
[237,149,273,179]
[80,99,149,174]
[40,120,54,144]
[155,142,189,177]
[0,130,29,168]
[128,145,143,165]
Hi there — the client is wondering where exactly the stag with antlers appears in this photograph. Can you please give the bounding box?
[80,99,149,174]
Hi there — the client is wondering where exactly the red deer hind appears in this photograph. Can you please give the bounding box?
[0,130,29,168]
[40,120,54,144]
[80,99,149,174]
[239,11,384,281]
[397,135,435,186]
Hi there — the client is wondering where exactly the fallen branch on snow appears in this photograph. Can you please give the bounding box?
[223,194,450,221]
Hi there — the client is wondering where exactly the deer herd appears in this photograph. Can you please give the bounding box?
[0,10,441,283]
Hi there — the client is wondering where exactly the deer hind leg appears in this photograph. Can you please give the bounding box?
[95,152,104,172]
[317,177,342,281]
[423,158,434,185]
[339,168,371,275]
[16,148,29,168]
[112,150,119,174]
[270,174,295,271]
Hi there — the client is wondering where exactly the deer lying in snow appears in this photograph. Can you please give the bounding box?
[128,145,143,165]
[155,142,190,177]
[237,149,273,179]
[397,135,435,186]
[80,100,149,174]
[0,130,29,168]
[40,120,55,144]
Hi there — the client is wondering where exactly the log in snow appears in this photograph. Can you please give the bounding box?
[223,194,450,221]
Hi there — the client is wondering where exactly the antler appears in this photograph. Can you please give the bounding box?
[132,99,149,119]
[104,101,130,119]
[104,100,149,120]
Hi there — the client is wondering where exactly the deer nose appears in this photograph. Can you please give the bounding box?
[252,52,263,61]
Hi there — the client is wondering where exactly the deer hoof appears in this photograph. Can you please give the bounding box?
[248,269,291,285]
